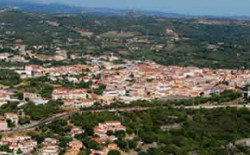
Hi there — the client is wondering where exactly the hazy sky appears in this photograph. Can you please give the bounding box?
[33,0,250,16]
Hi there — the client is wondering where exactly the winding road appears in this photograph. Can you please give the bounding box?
[1,104,250,133]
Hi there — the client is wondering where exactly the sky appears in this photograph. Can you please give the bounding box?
[32,0,250,16]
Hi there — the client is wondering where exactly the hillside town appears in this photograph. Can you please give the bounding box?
[1,54,249,106]
[0,120,128,155]
[0,54,248,154]
[0,5,250,154]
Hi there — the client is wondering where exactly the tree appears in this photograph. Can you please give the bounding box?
[114,130,126,138]
[22,101,61,120]
[0,69,21,86]
[128,139,137,149]
[85,127,94,136]
[0,144,13,153]
[6,119,15,128]
[75,133,100,150]
[17,92,23,100]
[115,139,127,149]
[108,150,121,155]
[17,148,23,154]
[18,116,30,125]
[107,130,114,136]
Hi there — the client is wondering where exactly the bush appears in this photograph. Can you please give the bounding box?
[23,100,62,120]
[0,69,21,86]
[108,150,121,155]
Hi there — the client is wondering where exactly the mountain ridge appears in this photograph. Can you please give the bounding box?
[0,0,250,20]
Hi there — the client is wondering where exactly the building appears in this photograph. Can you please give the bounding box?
[94,121,126,143]
[42,138,58,146]
[69,127,84,137]
[52,88,89,100]
[65,140,83,155]
[4,113,19,126]
[39,145,59,155]
[90,143,119,155]
[0,99,7,107]
[0,116,8,131]
[1,135,37,154]
[23,92,42,101]
[243,87,250,99]
[25,65,43,78]
[74,99,94,108]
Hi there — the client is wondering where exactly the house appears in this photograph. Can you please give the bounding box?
[39,145,59,155]
[74,99,94,108]
[69,127,84,137]
[4,113,19,125]
[62,100,75,107]
[0,99,7,107]
[1,135,37,154]
[62,99,94,108]
[94,121,126,143]
[42,138,58,146]
[1,136,18,144]
[104,89,126,97]
[23,92,42,101]
[52,88,89,100]
[0,90,13,100]
[90,143,119,155]
[25,65,43,78]
[0,53,10,60]
[65,140,83,155]
[18,139,37,154]
[235,138,250,147]
[0,116,8,131]
[243,87,250,99]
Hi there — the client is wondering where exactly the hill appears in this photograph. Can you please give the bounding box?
[0,10,250,69]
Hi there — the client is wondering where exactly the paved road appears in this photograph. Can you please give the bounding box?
[176,104,250,109]
[0,67,24,70]
[0,106,155,133]
[1,104,249,133]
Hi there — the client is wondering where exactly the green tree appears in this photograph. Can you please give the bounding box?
[108,150,121,155]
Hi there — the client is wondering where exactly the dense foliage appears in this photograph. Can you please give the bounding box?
[0,69,21,86]
[18,76,54,98]
[22,100,62,120]
[69,107,250,154]
[0,11,250,69]
[0,102,19,115]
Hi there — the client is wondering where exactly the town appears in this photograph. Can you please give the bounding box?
[0,3,250,154]
[1,54,250,109]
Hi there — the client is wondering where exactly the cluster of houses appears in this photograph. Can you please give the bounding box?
[11,55,250,106]
[0,135,37,154]
[0,120,125,155]
[90,143,120,155]
[0,90,15,107]
[38,127,85,155]
[0,136,80,155]
[65,140,83,155]
[93,121,126,143]
[0,56,249,131]
[0,113,19,131]
[39,138,59,155]
[91,121,126,155]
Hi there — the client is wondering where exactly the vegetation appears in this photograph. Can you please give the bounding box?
[18,116,30,125]
[22,100,62,120]
[0,102,19,115]
[69,107,250,154]
[18,76,54,98]
[0,11,250,69]
[0,144,13,153]
[0,69,21,86]
[108,150,121,155]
